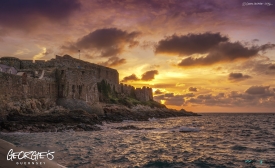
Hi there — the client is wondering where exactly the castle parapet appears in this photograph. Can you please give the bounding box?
[135,86,153,101]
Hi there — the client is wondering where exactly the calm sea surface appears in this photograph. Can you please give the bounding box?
[1,114,275,168]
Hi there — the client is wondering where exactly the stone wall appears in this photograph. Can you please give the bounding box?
[18,55,120,91]
[135,87,153,102]
[0,57,21,70]
[119,83,135,96]
[56,68,99,104]
[118,83,153,102]
[0,72,57,101]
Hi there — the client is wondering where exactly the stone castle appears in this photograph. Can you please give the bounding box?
[0,55,153,107]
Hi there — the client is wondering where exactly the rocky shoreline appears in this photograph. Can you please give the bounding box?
[0,103,200,133]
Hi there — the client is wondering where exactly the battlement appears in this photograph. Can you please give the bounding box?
[135,86,153,101]
[119,83,153,101]
[1,55,119,86]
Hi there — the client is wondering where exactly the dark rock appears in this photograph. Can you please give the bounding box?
[115,125,140,130]
[0,103,200,133]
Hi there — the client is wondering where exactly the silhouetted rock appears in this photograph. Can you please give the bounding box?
[0,103,200,133]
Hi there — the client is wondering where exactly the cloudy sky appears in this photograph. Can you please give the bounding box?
[1,0,275,112]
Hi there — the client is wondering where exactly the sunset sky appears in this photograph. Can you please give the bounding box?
[0,0,275,112]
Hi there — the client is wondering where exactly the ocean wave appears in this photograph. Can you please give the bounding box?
[168,126,201,133]
[0,131,31,135]
[148,117,158,121]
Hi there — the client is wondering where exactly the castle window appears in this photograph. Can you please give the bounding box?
[48,84,49,94]
[61,70,64,75]
[72,85,75,92]
[22,73,27,85]
[82,71,85,75]
[79,85,82,96]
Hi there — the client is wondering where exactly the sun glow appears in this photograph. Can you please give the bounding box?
[160,100,166,104]
[33,47,46,60]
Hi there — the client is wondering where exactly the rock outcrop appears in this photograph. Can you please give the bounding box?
[0,102,200,133]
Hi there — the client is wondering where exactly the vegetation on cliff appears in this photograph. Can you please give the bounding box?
[97,79,166,108]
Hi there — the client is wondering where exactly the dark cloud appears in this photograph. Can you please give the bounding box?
[245,86,270,95]
[94,0,221,15]
[0,0,81,30]
[228,72,252,82]
[178,41,275,67]
[259,43,275,53]
[153,95,165,102]
[184,92,256,107]
[155,32,228,56]
[269,64,275,70]
[121,74,140,83]
[152,83,175,88]
[165,95,185,106]
[217,93,225,98]
[154,92,185,106]
[185,93,231,106]
[184,87,271,107]
[235,57,275,76]
[91,0,275,35]
[228,91,255,101]
[155,32,275,67]
[99,56,126,67]
[121,69,159,83]
[252,39,259,43]
[188,87,198,92]
[62,28,140,57]
[154,89,164,95]
[197,94,212,99]
[215,67,222,71]
[141,70,159,81]
[183,93,195,97]
[154,92,196,106]
[164,93,174,97]
[154,88,274,108]
[229,91,243,98]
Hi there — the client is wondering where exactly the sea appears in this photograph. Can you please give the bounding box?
[1,113,275,168]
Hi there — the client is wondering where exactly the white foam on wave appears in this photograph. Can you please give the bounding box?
[121,126,201,134]
[148,117,157,121]
[147,126,201,133]
[178,126,200,132]
[122,120,135,123]
[95,122,124,131]
[0,131,31,135]
[95,123,110,130]
[96,121,201,133]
